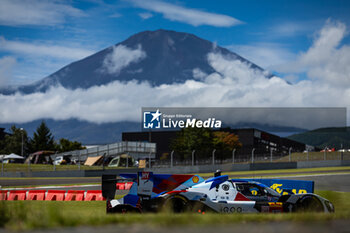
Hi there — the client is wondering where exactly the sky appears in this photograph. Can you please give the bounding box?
[0,0,350,126]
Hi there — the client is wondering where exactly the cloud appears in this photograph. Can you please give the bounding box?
[0,56,16,87]
[139,12,153,20]
[1,20,350,126]
[227,43,296,69]
[0,0,86,27]
[129,0,242,27]
[1,51,349,125]
[0,37,94,60]
[275,20,350,87]
[101,44,146,75]
[268,22,313,38]
[192,68,207,81]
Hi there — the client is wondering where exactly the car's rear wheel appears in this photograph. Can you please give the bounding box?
[162,195,191,213]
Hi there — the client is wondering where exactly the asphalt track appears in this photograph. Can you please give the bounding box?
[1,170,350,192]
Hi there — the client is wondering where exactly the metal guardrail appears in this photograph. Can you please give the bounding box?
[54,141,156,162]
[151,151,350,168]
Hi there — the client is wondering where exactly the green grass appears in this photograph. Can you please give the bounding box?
[0,191,349,230]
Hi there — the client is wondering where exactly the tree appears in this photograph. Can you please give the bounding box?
[170,127,242,161]
[170,127,213,160]
[57,138,85,153]
[212,131,242,160]
[0,125,29,156]
[30,121,56,152]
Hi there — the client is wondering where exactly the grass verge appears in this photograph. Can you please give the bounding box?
[0,190,349,230]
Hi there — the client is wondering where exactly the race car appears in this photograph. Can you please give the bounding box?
[102,171,334,214]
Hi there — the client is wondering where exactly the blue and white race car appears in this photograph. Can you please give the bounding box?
[102,171,334,214]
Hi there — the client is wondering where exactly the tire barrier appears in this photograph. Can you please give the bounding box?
[65,190,85,201]
[46,190,66,201]
[116,183,125,190]
[85,190,104,201]
[0,190,8,200]
[0,190,106,201]
[116,182,133,190]
[8,190,27,200]
[27,190,46,200]
[124,182,133,190]
[0,182,133,201]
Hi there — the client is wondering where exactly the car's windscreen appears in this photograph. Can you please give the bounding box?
[264,186,281,197]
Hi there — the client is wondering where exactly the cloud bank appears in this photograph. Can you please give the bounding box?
[129,0,242,27]
[276,20,350,87]
[0,20,349,125]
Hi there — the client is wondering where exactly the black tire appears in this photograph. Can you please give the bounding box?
[162,195,192,213]
[295,195,324,212]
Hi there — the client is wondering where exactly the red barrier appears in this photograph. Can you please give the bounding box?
[125,182,133,190]
[116,183,125,190]
[2,189,109,201]
[45,190,66,201]
[84,190,105,201]
[8,190,27,200]
[0,190,8,200]
[27,190,46,200]
[64,190,85,201]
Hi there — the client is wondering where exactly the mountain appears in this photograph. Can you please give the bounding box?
[0,29,271,144]
[287,127,350,149]
[0,29,266,94]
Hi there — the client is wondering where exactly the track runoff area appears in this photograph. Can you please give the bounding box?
[1,166,350,192]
